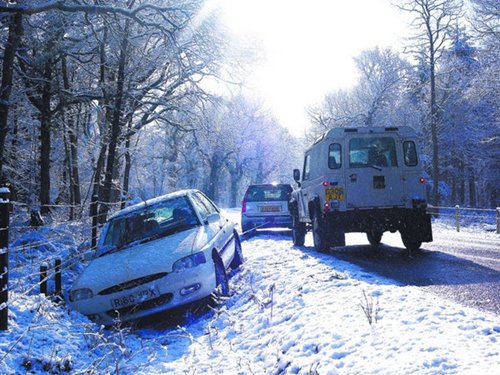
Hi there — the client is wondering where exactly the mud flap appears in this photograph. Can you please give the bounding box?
[419,213,433,242]
[409,211,433,243]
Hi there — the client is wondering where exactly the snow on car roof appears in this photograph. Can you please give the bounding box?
[108,189,197,220]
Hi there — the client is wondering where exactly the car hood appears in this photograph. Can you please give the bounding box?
[72,226,206,293]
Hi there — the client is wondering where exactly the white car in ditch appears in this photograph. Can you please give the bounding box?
[68,189,243,325]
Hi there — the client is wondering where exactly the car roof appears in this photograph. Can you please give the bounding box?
[108,189,198,220]
[247,184,292,188]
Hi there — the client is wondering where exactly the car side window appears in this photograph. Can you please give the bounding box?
[403,141,418,166]
[303,154,311,180]
[329,143,341,169]
[196,192,219,214]
[190,194,210,220]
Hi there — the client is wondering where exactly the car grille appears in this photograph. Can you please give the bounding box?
[105,292,174,319]
[97,272,168,296]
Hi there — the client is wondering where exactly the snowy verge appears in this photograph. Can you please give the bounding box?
[0,211,498,374]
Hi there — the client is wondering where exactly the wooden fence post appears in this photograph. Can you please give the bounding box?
[90,194,98,250]
[40,262,48,295]
[455,205,460,232]
[0,187,10,330]
[55,258,62,298]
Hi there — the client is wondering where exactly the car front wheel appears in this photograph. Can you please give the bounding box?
[230,233,244,269]
[214,256,229,297]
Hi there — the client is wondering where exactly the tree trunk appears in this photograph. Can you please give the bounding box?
[100,21,130,220]
[459,159,465,205]
[121,121,133,209]
[468,167,476,207]
[429,49,440,207]
[39,59,53,214]
[0,13,23,182]
[61,56,81,216]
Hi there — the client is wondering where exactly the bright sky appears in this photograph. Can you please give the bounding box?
[208,0,409,136]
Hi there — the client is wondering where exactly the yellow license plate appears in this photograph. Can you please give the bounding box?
[325,187,344,201]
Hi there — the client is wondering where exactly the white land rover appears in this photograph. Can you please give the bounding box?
[289,126,433,252]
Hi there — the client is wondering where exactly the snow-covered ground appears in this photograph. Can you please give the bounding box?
[1,209,499,374]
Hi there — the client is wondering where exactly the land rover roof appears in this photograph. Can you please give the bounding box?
[326,126,416,140]
[310,126,418,149]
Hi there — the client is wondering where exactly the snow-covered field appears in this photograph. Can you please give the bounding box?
[1,209,499,374]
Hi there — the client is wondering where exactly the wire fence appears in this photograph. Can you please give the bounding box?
[1,197,126,330]
[427,205,500,233]
[1,196,499,330]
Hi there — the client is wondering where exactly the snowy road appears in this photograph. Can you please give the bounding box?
[232,203,500,317]
[311,224,500,315]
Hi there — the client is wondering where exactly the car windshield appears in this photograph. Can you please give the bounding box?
[244,185,292,202]
[349,136,398,168]
[99,196,199,256]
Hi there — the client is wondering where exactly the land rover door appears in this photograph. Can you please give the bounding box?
[345,135,404,208]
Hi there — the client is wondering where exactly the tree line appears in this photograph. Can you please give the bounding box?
[0,0,300,221]
[308,0,498,208]
[1,0,497,225]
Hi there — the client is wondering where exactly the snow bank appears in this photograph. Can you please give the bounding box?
[0,213,498,374]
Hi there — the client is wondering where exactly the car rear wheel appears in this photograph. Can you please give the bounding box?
[367,231,383,245]
[229,233,243,269]
[312,210,329,252]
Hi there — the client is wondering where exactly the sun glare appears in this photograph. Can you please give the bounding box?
[208,0,408,136]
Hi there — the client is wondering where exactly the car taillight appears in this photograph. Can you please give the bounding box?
[242,200,246,213]
[323,181,329,187]
[419,177,425,184]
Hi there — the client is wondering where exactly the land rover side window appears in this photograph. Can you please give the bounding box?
[303,154,311,180]
[328,143,341,169]
[349,137,398,168]
[403,141,418,166]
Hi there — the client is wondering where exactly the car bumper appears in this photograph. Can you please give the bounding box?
[241,214,292,229]
[69,262,217,326]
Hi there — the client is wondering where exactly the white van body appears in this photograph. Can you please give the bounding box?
[290,126,433,252]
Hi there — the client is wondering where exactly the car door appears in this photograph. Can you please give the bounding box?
[194,192,234,267]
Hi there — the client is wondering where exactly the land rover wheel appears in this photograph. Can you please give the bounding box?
[401,231,422,252]
[312,210,329,252]
[331,225,345,247]
[292,215,306,246]
[367,231,383,245]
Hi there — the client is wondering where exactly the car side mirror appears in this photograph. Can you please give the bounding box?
[206,212,221,224]
[293,169,301,187]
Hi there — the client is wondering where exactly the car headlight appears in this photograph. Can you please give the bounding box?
[173,252,206,272]
[69,288,94,302]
